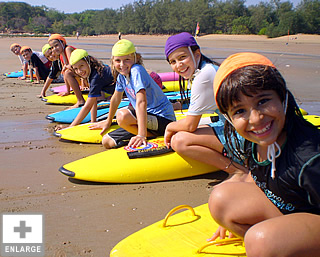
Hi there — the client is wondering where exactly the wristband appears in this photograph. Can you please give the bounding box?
[137,135,147,139]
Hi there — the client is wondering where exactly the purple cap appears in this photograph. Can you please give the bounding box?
[165,32,199,59]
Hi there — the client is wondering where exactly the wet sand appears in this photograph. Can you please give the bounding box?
[0,34,320,256]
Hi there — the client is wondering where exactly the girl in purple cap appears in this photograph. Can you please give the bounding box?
[164,32,246,174]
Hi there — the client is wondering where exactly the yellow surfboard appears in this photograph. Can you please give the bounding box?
[42,94,89,105]
[110,204,246,257]
[42,92,111,105]
[55,123,120,144]
[55,111,217,144]
[59,136,219,183]
[304,114,320,127]
[162,80,187,92]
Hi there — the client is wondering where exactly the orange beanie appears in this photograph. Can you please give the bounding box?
[10,43,20,50]
[213,52,276,103]
[48,34,66,45]
[20,46,32,54]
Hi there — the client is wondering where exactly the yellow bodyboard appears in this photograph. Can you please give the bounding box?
[42,94,89,105]
[59,136,219,183]
[110,204,246,257]
[304,115,320,127]
[162,80,187,92]
[56,123,120,143]
[55,110,217,143]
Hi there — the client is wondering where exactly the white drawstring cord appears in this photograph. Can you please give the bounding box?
[267,142,281,179]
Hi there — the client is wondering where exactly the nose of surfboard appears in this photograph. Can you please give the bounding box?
[59,166,75,177]
[45,115,55,121]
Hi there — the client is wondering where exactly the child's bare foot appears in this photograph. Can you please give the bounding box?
[68,102,85,109]
[58,91,70,96]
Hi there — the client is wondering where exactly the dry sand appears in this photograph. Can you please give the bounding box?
[0,34,319,256]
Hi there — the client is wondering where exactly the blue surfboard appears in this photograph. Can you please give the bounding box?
[46,101,130,123]
[5,70,24,78]
[45,91,190,124]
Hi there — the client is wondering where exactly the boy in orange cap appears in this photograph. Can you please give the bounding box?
[20,46,51,84]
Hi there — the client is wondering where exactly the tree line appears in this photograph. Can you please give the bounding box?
[0,0,319,38]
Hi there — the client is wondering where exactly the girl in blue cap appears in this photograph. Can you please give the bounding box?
[90,39,176,149]
[164,32,246,174]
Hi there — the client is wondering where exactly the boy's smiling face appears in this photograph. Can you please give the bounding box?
[21,49,32,61]
[11,45,21,55]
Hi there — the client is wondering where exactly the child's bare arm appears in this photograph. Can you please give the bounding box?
[128,89,148,148]
[33,67,40,83]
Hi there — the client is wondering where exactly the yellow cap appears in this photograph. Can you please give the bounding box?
[42,44,51,55]
[69,49,88,65]
[213,52,276,103]
[112,39,136,57]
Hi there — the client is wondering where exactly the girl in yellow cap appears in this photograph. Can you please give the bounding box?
[90,39,176,149]
[48,34,86,108]
[208,52,320,256]
[55,49,115,129]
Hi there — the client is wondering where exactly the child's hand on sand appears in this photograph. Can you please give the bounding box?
[54,124,69,131]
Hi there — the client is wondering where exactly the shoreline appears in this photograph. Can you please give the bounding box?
[1,34,320,256]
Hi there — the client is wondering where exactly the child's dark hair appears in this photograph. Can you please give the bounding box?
[88,55,105,77]
[216,65,316,161]
[178,45,220,108]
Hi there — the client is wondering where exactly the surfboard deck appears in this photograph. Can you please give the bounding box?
[54,109,210,143]
[304,115,320,127]
[46,101,130,124]
[50,84,68,93]
[110,204,246,257]
[162,80,187,92]
[42,93,89,105]
[46,91,189,124]
[158,71,179,82]
[5,70,24,78]
[54,123,120,143]
[59,135,219,183]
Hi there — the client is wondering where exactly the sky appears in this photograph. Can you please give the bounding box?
[3,0,301,13]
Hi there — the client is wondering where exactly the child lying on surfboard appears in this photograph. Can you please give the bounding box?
[89,39,176,149]
[208,52,320,256]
